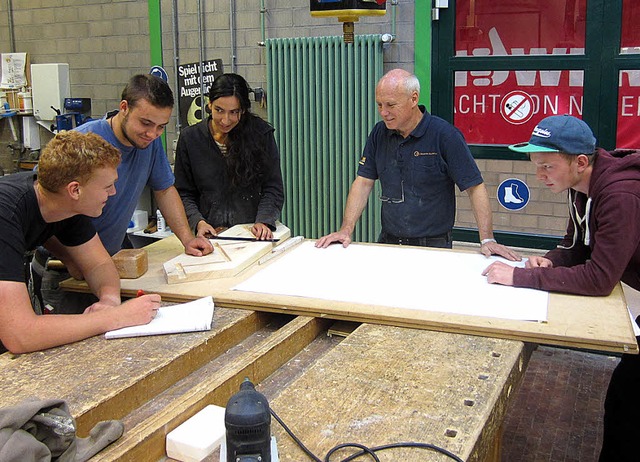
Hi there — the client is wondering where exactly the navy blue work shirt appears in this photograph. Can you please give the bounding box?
[357,107,483,238]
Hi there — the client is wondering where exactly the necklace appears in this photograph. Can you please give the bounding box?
[209,119,227,145]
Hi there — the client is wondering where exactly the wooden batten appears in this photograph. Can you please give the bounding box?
[91,315,330,461]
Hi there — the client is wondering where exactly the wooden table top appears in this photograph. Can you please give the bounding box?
[62,235,638,354]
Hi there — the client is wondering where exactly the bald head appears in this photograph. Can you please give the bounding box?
[375,69,422,138]
[377,69,420,97]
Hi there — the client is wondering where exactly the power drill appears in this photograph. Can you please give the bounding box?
[225,378,271,462]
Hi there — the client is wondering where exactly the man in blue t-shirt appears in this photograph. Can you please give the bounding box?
[316,69,519,261]
[33,75,212,314]
[0,131,161,354]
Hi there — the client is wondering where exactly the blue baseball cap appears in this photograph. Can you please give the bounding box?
[509,115,596,155]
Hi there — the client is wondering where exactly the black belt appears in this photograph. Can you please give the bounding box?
[379,231,452,248]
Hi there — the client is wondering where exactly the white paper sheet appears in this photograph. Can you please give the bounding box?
[232,242,548,322]
[105,296,215,339]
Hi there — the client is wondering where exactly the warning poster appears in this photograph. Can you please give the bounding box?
[177,59,223,128]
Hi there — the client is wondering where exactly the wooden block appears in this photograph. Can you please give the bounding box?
[327,320,360,338]
[112,249,148,279]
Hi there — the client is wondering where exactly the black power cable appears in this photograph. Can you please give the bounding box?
[270,408,464,462]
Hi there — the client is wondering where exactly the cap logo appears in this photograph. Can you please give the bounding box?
[532,126,552,138]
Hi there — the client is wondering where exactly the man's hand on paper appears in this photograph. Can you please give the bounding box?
[85,294,161,327]
[525,256,554,268]
[315,229,352,248]
[482,261,515,286]
[480,241,521,262]
[119,294,162,326]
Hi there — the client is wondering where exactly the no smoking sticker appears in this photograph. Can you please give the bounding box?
[500,91,534,125]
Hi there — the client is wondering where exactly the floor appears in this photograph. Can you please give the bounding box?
[501,345,620,462]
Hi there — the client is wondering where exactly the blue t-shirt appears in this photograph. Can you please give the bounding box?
[357,109,483,238]
[76,116,174,255]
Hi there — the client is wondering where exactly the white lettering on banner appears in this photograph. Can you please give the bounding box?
[457,93,583,117]
[570,96,583,115]
[621,96,640,116]
[177,61,220,78]
[456,94,502,114]
[455,28,585,88]
[453,25,639,147]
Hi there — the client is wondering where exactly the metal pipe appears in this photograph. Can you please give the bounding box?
[6,0,15,52]
[171,0,181,134]
[258,0,266,46]
[391,0,398,39]
[229,0,237,72]
[198,0,205,101]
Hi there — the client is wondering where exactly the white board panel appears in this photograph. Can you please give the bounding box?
[233,242,548,322]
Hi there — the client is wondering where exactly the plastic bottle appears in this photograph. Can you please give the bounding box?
[156,209,165,232]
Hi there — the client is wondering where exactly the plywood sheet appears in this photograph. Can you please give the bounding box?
[163,223,291,283]
[61,237,638,354]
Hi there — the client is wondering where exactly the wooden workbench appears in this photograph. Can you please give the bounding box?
[62,235,638,354]
[0,310,530,461]
[267,324,531,462]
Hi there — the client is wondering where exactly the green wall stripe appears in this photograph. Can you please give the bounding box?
[148,0,163,67]
[147,0,166,150]
[414,0,431,110]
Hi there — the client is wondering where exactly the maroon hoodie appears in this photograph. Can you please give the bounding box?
[513,148,640,296]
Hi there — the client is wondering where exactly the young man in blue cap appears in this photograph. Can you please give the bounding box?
[482,114,640,461]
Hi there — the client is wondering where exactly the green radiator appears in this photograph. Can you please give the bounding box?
[266,35,384,241]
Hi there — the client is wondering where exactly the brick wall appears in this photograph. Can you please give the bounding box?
[0,0,152,174]
[456,159,568,236]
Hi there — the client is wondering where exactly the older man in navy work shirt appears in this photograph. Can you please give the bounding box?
[316,68,519,261]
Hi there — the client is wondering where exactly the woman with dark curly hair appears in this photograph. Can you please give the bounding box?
[174,73,284,240]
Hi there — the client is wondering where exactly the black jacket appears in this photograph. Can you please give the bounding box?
[174,117,284,231]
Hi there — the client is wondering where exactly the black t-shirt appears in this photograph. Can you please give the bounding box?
[0,172,97,283]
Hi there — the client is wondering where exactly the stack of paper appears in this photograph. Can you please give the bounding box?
[105,296,215,339]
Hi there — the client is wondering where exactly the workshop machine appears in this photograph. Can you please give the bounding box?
[225,378,272,462]
[310,0,386,43]
[51,97,92,132]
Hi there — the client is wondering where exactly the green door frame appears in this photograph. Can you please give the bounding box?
[416,0,640,249]
[415,0,432,110]
[148,0,167,151]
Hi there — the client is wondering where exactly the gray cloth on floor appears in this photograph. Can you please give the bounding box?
[0,398,124,462]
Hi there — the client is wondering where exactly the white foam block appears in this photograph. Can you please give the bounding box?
[166,405,226,462]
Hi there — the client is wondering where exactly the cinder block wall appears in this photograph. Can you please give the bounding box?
[0,0,152,174]
[0,0,567,237]
[456,159,568,236]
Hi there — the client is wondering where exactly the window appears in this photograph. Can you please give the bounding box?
[432,0,640,154]
[453,0,587,146]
